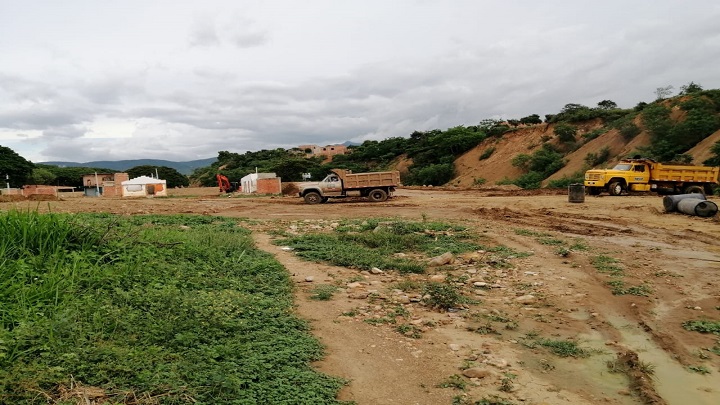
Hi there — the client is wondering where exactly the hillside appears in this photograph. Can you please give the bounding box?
[40,158,216,175]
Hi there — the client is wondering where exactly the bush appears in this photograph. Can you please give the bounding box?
[619,122,641,140]
[513,171,544,189]
[479,147,495,160]
[584,146,611,167]
[554,123,578,143]
[547,172,585,189]
[422,282,465,310]
[408,163,455,186]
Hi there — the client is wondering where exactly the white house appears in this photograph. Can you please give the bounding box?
[240,172,281,194]
[121,176,168,197]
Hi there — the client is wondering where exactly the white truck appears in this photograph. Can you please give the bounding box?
[298,169,401,204]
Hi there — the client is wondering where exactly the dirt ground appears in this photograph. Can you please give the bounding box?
[3,187,719,405]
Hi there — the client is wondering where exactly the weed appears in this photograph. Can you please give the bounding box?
[569,239,588,251]
[310,284,338,300]
[422,282,467,311]
[682,320,720,335]
[534,338,591,358]
[436,374,467,390]
[467,323,500,335]
[476,396,516,405]
[396,324,423,339]
[498,373,516,392]
[555,247,571,257]
[392,280,422,292]
[591,255,624,276]
[538,237,564,246]
[473,178,487,186]
[607,280,652,296]
[688,365,711,374]
[342,308,359,317]
[513,228,549,237]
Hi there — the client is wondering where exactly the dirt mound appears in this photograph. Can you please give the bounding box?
[0,195,26,202]
[281,182,300,196]
[28,195,60,201]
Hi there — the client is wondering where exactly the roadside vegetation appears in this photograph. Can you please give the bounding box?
[0,211,346,404]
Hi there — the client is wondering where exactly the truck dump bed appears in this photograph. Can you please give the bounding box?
[651,163,719,183]
[334,169,401,189]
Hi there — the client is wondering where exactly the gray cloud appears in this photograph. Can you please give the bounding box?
[1,0,719,162]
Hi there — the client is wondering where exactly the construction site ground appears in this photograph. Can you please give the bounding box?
[2,187,719,405]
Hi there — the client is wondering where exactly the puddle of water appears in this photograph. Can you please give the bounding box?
[606,315,718,405]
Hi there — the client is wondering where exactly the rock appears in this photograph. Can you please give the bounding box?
[396,295,411,304]
[473,281,488,288]
[346,282,363,289]
[448,343,461,351]
[348,291,370,299]
[515,295,537,305]
[484,356,509,368]
[304,276,314,282]
[370,267,384,274]
[462,367,492,379]
[693,306,702,310]
[280,246,295,251]
[428,252,454,267]
[429,274,447,282]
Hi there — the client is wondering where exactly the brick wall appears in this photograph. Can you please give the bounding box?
[257,178,282,194]
[23,185,56,196]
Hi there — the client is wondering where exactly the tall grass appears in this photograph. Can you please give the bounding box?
[0,212,345,404]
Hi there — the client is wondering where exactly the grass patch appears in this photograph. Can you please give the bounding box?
[524,337,591,358]
[683,320,720,335]
[309,284,338,301]
[0,211,345,404]
[276,219,485,274]
[436,374,467,390]
[607,280,652,296]
[591,255,624,276]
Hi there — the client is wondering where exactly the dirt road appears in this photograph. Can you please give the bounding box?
[3,187,719,404]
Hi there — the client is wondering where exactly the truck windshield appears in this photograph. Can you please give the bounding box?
[612,164,632,171]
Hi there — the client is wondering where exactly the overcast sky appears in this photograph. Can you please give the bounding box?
[1,0,719,163]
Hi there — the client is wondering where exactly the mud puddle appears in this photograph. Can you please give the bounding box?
[605,315,718,405]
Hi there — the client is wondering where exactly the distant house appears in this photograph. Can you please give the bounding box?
[298,144,348,159]
[82,173,128,197]
[121,176,168,197]
[240,172,281,194]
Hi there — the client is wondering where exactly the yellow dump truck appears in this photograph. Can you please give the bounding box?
[584,158,719,196]
[298,169,401,204]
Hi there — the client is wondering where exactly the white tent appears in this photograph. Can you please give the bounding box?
[121,176,167,197]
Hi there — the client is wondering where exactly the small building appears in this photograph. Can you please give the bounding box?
[299,144,349,159]
[81,173,129,197]
[121,176,167,197]
[240,172,281,194]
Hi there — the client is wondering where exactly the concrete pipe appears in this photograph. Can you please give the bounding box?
[676,198,718,217]
[662,193,706,213]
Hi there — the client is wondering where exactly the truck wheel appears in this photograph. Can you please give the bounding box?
[368,189,388,202]
[321,197,329,203]
[304,192,322,204]
[608,182,624,196]
[683,185,705,195]
[588,187,601,196]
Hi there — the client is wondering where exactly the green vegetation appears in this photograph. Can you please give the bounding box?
[436,374,467,390]
[309,284,339,301]
[422,282,469,311]
[688,365,711,374]
[682,320,720,335]
[0,211,345,404]
[275,219,482,274]
[529,338,592,358]
[607,280,652,296]
[479,147,495,160]
[0,145,35,187]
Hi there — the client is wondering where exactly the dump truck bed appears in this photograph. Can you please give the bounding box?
[651,163,719,183]
[334,169,401,189]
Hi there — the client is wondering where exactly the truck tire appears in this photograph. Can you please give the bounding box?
[683,185,705,195]
[303,192,323,204]
[608,182,624,196]
[368,189,388,202]
[588,187,601,196]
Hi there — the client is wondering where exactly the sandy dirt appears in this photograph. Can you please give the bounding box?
[2,187,719,405]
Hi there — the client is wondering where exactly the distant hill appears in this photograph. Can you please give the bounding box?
[39,158,217,175]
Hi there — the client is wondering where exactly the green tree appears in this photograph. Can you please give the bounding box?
[554,123,577,143]
[597,100,618,109]
[127,165,189,188]
[680,81,703,95]
[28,167,57,185]
[0,145,35,187]
[520,114,542,125]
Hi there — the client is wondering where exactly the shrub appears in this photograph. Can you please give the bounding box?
[513,171,544,189]
[479,147,495,160]
[584,147,611,167]
[547,172,585,189]
[619,122,641,140]
[554,123,577,143]
[423,282,465,310]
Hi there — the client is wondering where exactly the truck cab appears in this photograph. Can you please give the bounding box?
[585,161,651,195]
